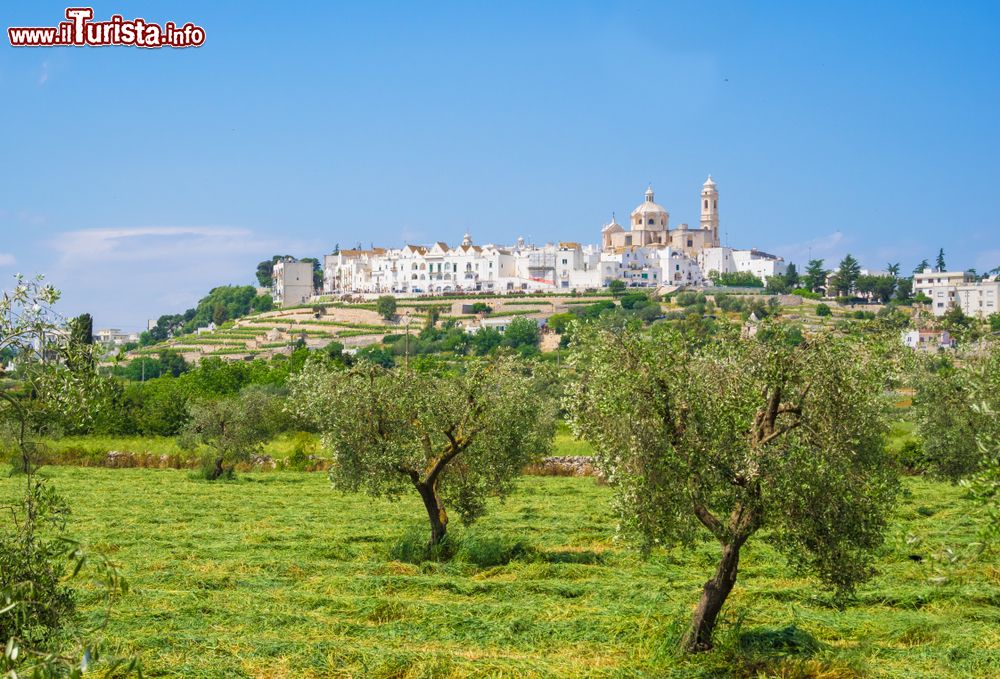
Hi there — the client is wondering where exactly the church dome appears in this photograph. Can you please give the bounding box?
[703,174,716,188]
[630,185,669,228]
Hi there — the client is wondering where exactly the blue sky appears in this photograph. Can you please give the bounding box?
[2,1,999,328]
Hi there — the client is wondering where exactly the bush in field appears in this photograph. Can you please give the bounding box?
[714,294,746,313]
[815,303,832,317]
[567,321,897,652]
[289,355,555,547]
[501,318,540,355]
[376,295,397,320]
[182,387,282,480]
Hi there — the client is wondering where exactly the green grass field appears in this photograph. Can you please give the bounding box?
[2,468,997,678]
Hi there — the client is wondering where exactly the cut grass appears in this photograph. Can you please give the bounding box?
[1,469,996,677]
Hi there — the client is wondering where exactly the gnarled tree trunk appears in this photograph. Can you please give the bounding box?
[416,480,449,546]
[683,539,744,652]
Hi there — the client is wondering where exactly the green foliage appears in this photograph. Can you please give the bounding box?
[571,300,616,321]
[469,302,492,314]
[0,481,74,646]
[356,344,396,367]
[113,350,189,381]
[182,386,282,480]
[567,321,898,648]
[764,275,789,294]
[714,293,746,313]
[470,327,502,356]
[376,295,397,320]
[501,318,540,355]
[256,255,291,287]
[856,274,897,303]
[830,254,862,296]
[608,279,626,297]
[251,294,274,313]
[618,293,648,310]
[711,271,764,288]
[969,407,999,543]
[68,313,93,347]
[815,303,832,317]
[0,274,131,676]
[803,259,829,294]
[546,313,576,335]
[941,303,971,330]
[675,292,707,307]
[912,346,1000,480]
[142,285,271,344]
[289,356,555,545]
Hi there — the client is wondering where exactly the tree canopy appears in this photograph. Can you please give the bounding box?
[289,356,554,546]
[912,345,1000,480]
[566,321,898,651]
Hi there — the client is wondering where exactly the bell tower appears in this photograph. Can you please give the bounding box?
[700,175,719,246]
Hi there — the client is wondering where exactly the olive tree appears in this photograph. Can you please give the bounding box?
[566,321,898,652]
[376,295,397,321]
[0,275,130,676]
[911,345,1000,480]
[289,355,554,546]
[181,386,281,480]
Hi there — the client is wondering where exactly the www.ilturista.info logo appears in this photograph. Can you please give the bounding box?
[8,8,205,48]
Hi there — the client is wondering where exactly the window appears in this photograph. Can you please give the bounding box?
[714,200,717,209]
[704,199,708,208]
[687,239,693,247]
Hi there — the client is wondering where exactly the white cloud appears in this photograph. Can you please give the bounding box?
[51,226,268,264]
[0,253,15,267]
[38,61,49,85]
[45,225,320,328]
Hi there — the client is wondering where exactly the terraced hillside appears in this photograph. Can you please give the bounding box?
[127,294,600,364]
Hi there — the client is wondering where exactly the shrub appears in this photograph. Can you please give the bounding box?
[389,526,458,564]
[712,271,764,288]
[455,533,537,568]
[815,303,832,317]
[376,295,397,320]
[895,439,927,473]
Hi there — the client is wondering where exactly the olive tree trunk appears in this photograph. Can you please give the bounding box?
[416,480,449,547]
[683,539,744,652]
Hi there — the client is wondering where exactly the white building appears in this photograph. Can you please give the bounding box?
[94,328,140,346]
[321,177,785,296]
[901,329,955,351]
[272,257,315,306]
[955,277,1000,318]
[699,247,788,284]
[913,269,979,316]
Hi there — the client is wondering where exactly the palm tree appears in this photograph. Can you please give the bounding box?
[887,262,900,278]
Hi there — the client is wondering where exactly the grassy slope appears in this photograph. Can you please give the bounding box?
[2,470,996,678]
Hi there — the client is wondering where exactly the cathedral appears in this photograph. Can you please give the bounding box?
[601,176,720,257]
